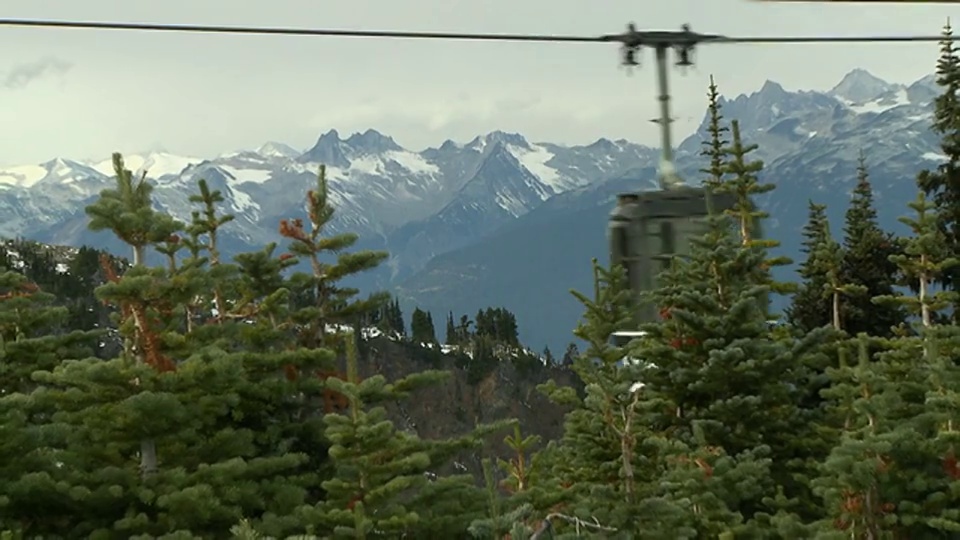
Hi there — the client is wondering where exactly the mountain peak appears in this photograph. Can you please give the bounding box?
[830,68,895,103]
[44,157,70,167]
[345,129,402,153]
[758,80,787,96]
[910,73,937,90]
[298,129,350,167]
[319,128,340,141]
[468,131,529,152]
[439,139,460,151]
[586,138,618,152]
[256,141,300,159]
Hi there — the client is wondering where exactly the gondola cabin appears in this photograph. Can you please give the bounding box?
[608,184,742,332]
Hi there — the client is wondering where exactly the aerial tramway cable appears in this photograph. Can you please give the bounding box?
[0,18,953,44]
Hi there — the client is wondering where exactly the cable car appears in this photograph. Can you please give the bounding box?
[608,30,765,334]
[609,185,738,327]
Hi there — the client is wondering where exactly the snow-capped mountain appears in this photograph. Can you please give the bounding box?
[0,127,656,282]
[399,69,949,351]
[0,68,950,350]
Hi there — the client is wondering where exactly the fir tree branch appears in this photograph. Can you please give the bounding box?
[529,512,618,538]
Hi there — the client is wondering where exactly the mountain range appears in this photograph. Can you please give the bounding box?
[0,68,947,351]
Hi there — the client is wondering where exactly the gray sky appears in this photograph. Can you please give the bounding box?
[1,0,958,166]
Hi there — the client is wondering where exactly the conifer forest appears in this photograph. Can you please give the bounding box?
[10,20,960,540]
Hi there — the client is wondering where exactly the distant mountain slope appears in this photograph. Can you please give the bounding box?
[398,70,945,351]
[0,129,656,287]
[0,68,946,352]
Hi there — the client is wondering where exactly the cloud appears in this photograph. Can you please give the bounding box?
[3,57,72,90]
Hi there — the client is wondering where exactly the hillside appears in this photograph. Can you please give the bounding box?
[0,237,574,476]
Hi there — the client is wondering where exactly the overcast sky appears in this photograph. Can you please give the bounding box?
[1,0,958,166]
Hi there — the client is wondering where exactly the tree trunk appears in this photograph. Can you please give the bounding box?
[133,244,158,479]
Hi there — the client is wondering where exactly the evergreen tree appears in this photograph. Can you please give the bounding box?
[880,191,958,329]
[917,20,960,322]
[700,79,791,309]
[7,155,335,536]
[410,307,436,344]
[373,297,404,337]
[541,346,555,365]
[720,120,773,247]
[816,228,866,332]
[561,343,579,367]
[532,260,660,535]
[700,74,729,190]
[0,268,103,536]
[280,165,389,349]
[457,315,473,345]
[299,330,505,538]
[812,334,906,537]
[638,206,827,528]
[840,153,905,337]
[815,190,960,537]
[788,201,834,332]
[82,152,183,476]
[390,298,405,337]
[184,177,235,324]
[529,255,808,537]
[445,311,457,345]
[475,307,521,347]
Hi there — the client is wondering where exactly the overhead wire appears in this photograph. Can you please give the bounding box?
[0,19,608,43]
[0,18,953,45]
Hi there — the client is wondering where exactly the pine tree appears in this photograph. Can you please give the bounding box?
[390,299,405,337]
[474,307,521,347]
[541,346,555,365]
[634,205,829,530]
[184,177,235,324]
[878,191,958,329]
[445,311,457,345]
[917,20,960,322]
[840,153,905,337]
[812,334,906,537]
[788,201,834,332]
[532,260,659,535]
[700,79,791,306]
[816,229,867,332]
[11,156,335,536]
[561,343,579,367]
[82,152,183,476]
[815,189,960,537]
[280,165,389,349]
[300,329,506,538]
[531,255,805,537]
[700,74,729,190]
[373,297,404,337]
[410,307,436,344]
[720,120,774,246]
[457,315,473,345]
[0,268,103,536]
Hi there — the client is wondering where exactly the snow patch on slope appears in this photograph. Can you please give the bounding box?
[220,165,272,185]
[510,144,560,188]
[845,88,911,115]
[90,152,201,178]
[0,165,47,188]
[923,151,948,162]
[228,185,260,215]
[387,151,440,176]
